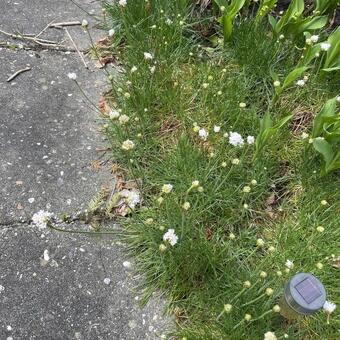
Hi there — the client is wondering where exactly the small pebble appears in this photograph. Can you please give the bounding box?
[103,278,111,285]
[123,261,132,269]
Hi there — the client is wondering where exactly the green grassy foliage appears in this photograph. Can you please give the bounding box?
[102,1,339,338]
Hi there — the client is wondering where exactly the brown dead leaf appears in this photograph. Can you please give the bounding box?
[98,96,111,115]
[265,194,276,207]
[331,257,340,269]
[123,180,139,190]
[90,160,102,172]
[205,227,213,240]
[159,117,182,135]
[16,180,23,186]
[290,106,314,135]
[96,37,111,47]
[94,56,116,69]
[114,174,125,192]
[16,203,23,210]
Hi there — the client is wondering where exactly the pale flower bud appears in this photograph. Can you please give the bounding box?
[243,281,251,288]
[224,304,232,313]
[266,288,274,296]
[273,305,281,313]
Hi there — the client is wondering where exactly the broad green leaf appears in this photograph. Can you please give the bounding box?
[273,114,293,129]
[255,113,291,158]
[282,66,309,89]
[322,66,340,72]
[261,111,273,131]
[328,150,340,172]
[269,68,279,82]
[291,16,328,34]
[274,0,304,36]
[303,44,321,65]
[220,0,246,41]
[213,0,228,7]
[257,0,277,20]
[312,97,337,137]
[268,15,277,29]
[315,0,339,14]
[324,27,340,69]
[222,15,234,41]
[292,0,305,16]
[229,0,246,17]
[313,138,334,167]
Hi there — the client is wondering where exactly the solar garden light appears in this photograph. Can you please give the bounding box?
[279,273,326,319]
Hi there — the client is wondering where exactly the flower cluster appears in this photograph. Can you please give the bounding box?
[163,229,178,246]
[229,132,254,147]
[32,210,53,230]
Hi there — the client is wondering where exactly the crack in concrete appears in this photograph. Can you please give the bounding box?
[0,220,31,228]
[0,41,88,54]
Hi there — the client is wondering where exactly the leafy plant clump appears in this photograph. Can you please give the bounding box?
[100,0,339,339]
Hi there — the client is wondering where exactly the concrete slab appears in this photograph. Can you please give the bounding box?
[0,224,170,340]
[0,1,172,339]
[0,0,105,50]
[0,47,110,224]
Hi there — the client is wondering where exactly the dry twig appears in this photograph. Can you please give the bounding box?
[0,28,58,47]
[7,67,31,82]
[64,28,88,68]
[49,21,82,28]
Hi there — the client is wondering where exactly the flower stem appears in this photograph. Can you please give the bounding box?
[48,222,117,235]
[241,293,265,307]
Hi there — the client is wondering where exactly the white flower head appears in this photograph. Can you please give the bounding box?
[163,229,178,246]
[285,259,294,269]
[32,210,53,230]
[131,65,138,73]
[81,19,88,27]
[121,140,135,151]
[43,249,50,262]
[256,238,265,247]
[239,102,246,108]
[103,277,111,285]
[119,0,127,7]
[296,79,305,87]
[109,109,120,119]
[213,125,221,133]
[310,35,319,43]
[320,42,331,51]
[67,72,77,80]
[198,128,208,140]
[149,65,156,74]
[162,183,173,194]
[144,52,154,60]
[182,202,190,210]
[323,301,336,314]
[119,114,130,124]
[301,132,309,139]
[192,180,199,187]
[247,135,255,145]
[224,303,232,313]
[165,18,173,25]
[264,331,277,340]
[273,305,281,313]
[123,261,132,269]
[273,80,281,87]
[229,132,244,147]
[120,189,140,209]
[108,29,115,37]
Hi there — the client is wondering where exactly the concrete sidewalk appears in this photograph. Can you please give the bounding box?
[0,1,171,339]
